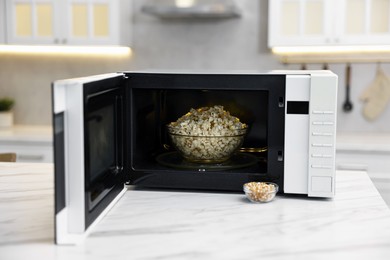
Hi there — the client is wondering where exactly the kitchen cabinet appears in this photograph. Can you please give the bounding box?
[269,0,390,47]
[62,0,120,45]
[6,0,58,44]
[5,0,121,45]
[268,0,333,46]
[337,0,390,45]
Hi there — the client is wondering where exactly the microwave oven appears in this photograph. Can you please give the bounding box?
[52,71,338,244]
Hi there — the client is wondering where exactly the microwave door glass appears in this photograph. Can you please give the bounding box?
[85,90,123,211]
[87,104,115,207]
[87,105,115,183]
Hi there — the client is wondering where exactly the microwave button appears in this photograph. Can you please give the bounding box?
[312,121,335,126]
[311,154,333,158]
[311,165,332,169]
[323,111,334,114]
[323,122,334,125]
[312,143,333,147]
[312,110,324,114]
[312,132,333,136]
[311,176,332,192]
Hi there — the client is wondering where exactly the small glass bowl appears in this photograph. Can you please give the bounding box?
[243,182,278,203]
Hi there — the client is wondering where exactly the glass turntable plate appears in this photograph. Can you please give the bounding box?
[156,152,259,171]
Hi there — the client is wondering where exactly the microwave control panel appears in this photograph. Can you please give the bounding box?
[308,73,338,197]
[284,71,337,198]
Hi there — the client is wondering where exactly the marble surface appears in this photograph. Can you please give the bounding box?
[1,163,390,259]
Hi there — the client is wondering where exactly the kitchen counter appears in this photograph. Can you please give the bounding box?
[1,163,390,259]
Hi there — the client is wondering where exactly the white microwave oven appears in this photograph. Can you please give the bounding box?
[52,70,338,244]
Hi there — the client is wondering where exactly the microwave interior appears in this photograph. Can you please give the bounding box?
[123,73,286,192]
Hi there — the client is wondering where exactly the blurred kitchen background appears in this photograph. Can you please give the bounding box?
[0,0,389,204]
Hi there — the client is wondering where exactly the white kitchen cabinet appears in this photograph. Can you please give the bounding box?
[62,0,119,45]
[268,0,334,46]
[337,0,390,45]
[6,0,60,44]
[5,0,121,45]
[269,0,390,47]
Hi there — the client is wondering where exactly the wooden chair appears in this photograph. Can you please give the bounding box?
[0,153,17,162]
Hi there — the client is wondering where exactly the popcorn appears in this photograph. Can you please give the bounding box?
[168,105,247,136]
[167,106,247,163]
[244,182,278,203]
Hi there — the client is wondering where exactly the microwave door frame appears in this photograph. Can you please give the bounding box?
[52,73,128,245]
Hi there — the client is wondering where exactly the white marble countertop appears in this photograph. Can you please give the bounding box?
[0,125,52,143]
[1,163,390,259]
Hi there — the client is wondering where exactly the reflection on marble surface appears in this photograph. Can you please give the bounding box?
[1,163,390,259]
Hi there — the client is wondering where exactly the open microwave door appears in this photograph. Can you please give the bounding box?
[52,73,127,245]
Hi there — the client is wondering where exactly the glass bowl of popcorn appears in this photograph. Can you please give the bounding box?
[167,127,248,163]
[243,182,278,203]
[167,106,248,164]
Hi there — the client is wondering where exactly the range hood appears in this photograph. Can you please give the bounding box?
[141,0,241,19]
